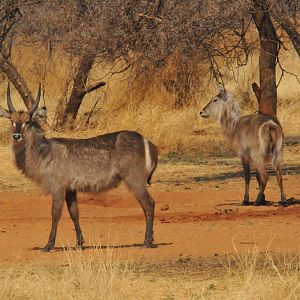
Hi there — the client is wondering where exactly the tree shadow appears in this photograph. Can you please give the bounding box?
[31,242,172,252]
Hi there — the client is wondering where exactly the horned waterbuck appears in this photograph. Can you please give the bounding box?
[200,85,287,206]
[0,84,158,251]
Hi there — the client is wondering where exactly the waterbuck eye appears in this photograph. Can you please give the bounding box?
[22,121,30,128]
[213,98,218,102]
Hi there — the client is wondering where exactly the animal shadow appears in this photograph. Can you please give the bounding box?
[215,197,300,213]
[32,242,172,252]
[245,197,300,207]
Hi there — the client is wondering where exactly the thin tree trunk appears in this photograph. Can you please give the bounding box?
[63,53,95,122]
[280,22,300,58]
[0,53,34,109]
[58,52,105,127]
[252,0,279,115]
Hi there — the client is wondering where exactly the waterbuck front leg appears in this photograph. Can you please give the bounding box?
[43,190,65,252]
[275,164,287,207]
[124,179,155,247]
[254,167,268,206]
[65,190,85,249]
[241,158,251,206]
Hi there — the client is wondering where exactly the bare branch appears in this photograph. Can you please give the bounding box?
[82,81,106,96]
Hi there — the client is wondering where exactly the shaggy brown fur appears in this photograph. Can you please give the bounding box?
[200,85,286,206]
[0,85,158,251]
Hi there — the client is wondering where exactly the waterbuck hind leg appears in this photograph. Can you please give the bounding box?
[254,167,268,206]
[43,191,65,252]
[65,190,85,249]
[241,158,251,206]
[124,179,155,247]
[275,165,288,207]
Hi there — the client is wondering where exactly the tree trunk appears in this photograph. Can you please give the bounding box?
[252,0,279,115]
[57,52,105,127]
[0,53,34,109]
[280,22,300,58]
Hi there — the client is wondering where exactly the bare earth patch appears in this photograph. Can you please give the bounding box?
[0,172,299,264]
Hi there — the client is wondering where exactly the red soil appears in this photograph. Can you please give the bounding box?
[0,174,299,263]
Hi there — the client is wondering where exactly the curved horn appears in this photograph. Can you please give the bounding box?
[29,83,41,115]
[7,82,16,113]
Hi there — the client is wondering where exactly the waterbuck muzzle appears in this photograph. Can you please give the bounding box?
[12,133,23,142]
[199,110,209,118]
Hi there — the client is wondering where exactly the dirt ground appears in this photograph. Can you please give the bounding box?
[0,171,299,264]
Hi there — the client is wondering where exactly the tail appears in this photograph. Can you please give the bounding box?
[258,120,283,164]
[143,138,158,185]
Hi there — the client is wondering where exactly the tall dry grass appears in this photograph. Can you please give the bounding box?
[0,247,299,299]
[0,45,299,158]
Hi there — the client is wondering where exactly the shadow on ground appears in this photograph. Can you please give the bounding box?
[193,165,300,183]
[31,242,172,252]
[215,197,300,209]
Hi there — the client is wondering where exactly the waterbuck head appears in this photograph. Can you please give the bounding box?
[0,83,46,143]
[199,84,229,122]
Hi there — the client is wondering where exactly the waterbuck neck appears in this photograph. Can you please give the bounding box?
[219,100,242,139]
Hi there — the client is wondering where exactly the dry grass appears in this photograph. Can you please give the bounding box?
[0,46,299,300]
[0,247,299,300]
[0,46,299,158]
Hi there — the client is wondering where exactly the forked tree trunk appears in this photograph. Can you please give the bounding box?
[0,53,34,109]
[58,52,105,127]
[252,0,279,115]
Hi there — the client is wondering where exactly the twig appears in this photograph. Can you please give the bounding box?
[82,81,106,95]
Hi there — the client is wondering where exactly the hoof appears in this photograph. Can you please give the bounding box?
[41,245,52,252]
[254,194,266,206]
[278,201,288,207]
[76,243,84,250]
[142,239,156,248]
[254,200,266,206]
[242,200,250,206]
[141,242,157,249]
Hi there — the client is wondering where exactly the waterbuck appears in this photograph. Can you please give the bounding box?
[0,84,158,251]
[200,84,287,206]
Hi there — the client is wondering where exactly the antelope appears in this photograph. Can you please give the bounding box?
[200,84,287,206]
[0,83,158,251]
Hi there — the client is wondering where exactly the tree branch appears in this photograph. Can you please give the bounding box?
[82,81,106,96]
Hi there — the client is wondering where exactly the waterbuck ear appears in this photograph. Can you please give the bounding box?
[31,106,47,121]
[0,106,10,119]
[216,83,227,100]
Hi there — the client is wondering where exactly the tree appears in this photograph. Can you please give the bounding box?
[0,1,36,109]
[3,0,300,124]
[251,0,279,115]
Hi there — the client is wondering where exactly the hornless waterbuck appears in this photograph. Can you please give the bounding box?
[0,84,158,251]
[200,84,287,206]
